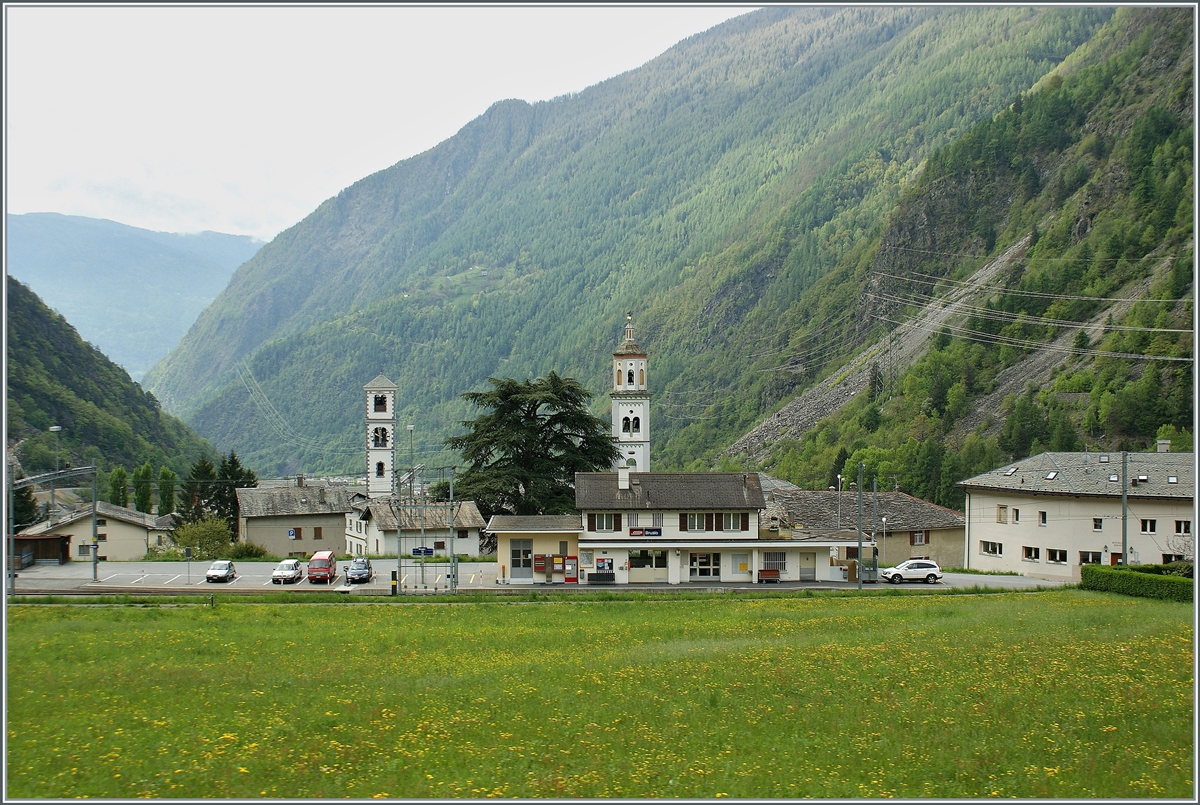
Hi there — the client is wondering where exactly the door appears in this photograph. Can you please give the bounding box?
[1110,553,1122,566]
[689,553,721,579]
[798,552,816,581]
[510,539,533,579]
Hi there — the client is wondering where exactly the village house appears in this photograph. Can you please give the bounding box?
[957,445,1194,581]
[16,501,174,562]
[769,489,966,568]
[235,481,354,558]
[345,494,486,557]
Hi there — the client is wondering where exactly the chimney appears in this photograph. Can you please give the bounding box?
[1157,439,1171,453]
[618,465,630,490]
[297,474,305,488]
[318,488,326,504]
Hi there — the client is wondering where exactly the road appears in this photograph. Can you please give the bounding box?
[6,561,1064,596]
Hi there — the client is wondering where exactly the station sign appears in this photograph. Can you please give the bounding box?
[628,528,662,537]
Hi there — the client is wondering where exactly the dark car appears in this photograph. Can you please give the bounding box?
[345,557,375,584]
[206,560,237,583]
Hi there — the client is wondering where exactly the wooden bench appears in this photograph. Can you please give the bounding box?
[587,571,616,584]
[757,569,781,583]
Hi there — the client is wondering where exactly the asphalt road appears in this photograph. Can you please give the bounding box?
[6,560,1066,596]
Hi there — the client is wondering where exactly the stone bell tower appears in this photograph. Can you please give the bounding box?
[364,374,397,496]
[611,314,649,471]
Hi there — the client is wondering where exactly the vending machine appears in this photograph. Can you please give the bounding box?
[564,556,578,584]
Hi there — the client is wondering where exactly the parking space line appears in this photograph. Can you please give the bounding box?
[165,575,180,585]
[101,574,120,582]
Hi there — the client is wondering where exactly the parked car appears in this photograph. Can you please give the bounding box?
[206,560,237,583]
[345,557,375,584]
[307,550,337,584]
[272,559,304,584]
[880,559,943,585]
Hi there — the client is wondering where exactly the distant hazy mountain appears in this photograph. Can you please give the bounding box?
[5,213,263,381]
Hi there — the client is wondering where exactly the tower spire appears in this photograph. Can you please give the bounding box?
[611,314,649,472]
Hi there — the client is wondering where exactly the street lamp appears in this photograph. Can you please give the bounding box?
[836,474,843,530]
[48,426,62,523]
[407,425,415,497]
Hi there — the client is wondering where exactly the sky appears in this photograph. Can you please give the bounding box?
[5,4,758,242]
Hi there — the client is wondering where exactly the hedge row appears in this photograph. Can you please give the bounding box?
[1080,564,1194,603]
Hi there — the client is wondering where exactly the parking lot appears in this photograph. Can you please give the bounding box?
[6,560,1065,596]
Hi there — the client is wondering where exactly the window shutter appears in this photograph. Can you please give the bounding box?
[909,532,915,546]
[741,512,750,531]
[614,513,622,531]
[295,527,302,540]
[715,514,724,531]
[705,513,714,531]
[680,513,688,531]
[588,513,596,532]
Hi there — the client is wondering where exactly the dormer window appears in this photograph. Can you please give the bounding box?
[1044,471,1058,480]
[1004,467,1018,476]
[373,395,387,413]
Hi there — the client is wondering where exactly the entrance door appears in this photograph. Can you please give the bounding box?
[510,539,532,579]
[1110,553,1122,566]
[798,552,816,581]
[689,552,721,579]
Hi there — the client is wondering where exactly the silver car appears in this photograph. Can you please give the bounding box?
[206,560,237,583]
[271,559,304,584]
[880,559,943,585]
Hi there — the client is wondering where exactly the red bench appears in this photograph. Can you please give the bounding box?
[757,569,781,583]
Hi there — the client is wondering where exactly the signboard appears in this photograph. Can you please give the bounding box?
[412,546,433,557]
[628,528,662,537]
[288,529,296,539]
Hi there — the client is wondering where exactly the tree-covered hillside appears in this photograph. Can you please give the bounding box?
[6,276,215,479]
[739,6,1193,509]
[145,6,1118,476]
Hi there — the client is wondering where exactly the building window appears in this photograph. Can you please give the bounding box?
[718,513,735,530]
[96,533,107,541]
[373,395,387,412]
[458,529,467,540]
[615,369,622,386]
[96,519,107,526]
[627,369,635,384]
[1175,520,1192,535]
[77,544,91,557]
[376,462,385,478]
[629,550,667,568]
[156,535,163,546]
[1013,508,1020,524]
[910,531,927,546]
[594,513,614,532]
[628,513,638,528]
[762,551,786,571]
[686,513,706,531]
[981,541,1002,556]
[313,527,323,540]
[996,505,1008,524]
[651,513,663,528]
[1080,551,1102,565]
[373,427,389,448]
[1023,546,1040,561]
[1047,549,1067,563]
[631,417,640,433]
[1093,518,1103,531]
[1141,519,1157,534]
[434,541,446,551]
[1163,553,1187,564]
[1039,511,1047,526]
[622,417,631,433]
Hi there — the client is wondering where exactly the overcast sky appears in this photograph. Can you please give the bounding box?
[5,4,757,242]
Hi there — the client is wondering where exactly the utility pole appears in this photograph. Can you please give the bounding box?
[857,461,864,590]
[1121,451,1128,566]
[49,425,62,523]
[7,460,15,596]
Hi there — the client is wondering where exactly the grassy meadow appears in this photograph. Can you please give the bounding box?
[5,589,1193,799]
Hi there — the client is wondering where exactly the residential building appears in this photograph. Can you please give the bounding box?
[236,482,354,558]
[769,489,965,568]
[345,494,486,557]
[16,501,173,562]
[957,448,1195,581]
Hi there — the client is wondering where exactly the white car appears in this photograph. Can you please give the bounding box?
[271,559,304,584]
[880,559,943,585]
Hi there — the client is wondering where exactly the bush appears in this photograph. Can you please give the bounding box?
[171,517,231,562]
[1080,564,1193,602]
[228,542,272,561]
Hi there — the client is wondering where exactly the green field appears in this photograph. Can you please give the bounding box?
[5,589,1193,798]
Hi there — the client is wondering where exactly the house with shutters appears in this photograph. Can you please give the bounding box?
[235,481,354,558]
[957,446,1194,581]
[344,494,487,557]
[769,489,966,568]
[16,501,174,562]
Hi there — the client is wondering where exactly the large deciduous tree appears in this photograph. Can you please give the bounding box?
[172,516,231,561]
[445,372,620,518]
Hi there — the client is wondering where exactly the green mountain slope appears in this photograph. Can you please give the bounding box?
[145,6,1118,476]
[6,276,215,478]
[731,6,1193,507]
[6,213,263,381]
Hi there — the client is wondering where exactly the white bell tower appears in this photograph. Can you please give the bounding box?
[364,374,397,497]
[611,314,649,471]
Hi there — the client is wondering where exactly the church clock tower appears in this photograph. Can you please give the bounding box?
[611,314,650,471]
[364,374,397,497]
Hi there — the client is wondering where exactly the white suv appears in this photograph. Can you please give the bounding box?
[880,559,943,585]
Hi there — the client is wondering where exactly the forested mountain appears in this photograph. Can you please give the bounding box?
[143,7,1184,479]
[6,213,263,381]
[6,276,214,479]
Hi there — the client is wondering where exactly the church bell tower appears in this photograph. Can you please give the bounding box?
[364,374,397,497]
[611,314,649,471]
